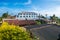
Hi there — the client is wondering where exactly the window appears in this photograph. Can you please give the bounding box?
[23,14,25,15]
[26,16,28,17]
[29,16,30,17]
[29,14,31,15]
[20,16,22,18]
[23,16,25,17]
[26,14,28,15]
[18,13,22,15]
[36,16,37,17]
[32,16,33,17]
[34,16,35,17]
[17,16,19,17]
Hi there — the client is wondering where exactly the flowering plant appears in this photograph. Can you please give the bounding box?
[0,22,31,40]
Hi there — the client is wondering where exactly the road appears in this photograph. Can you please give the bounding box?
[25,24,60,40]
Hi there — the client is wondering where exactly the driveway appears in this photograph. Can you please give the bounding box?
[25,24,60,40]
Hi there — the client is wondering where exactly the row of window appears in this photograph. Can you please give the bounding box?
[18,13,37,15]
[18,15,37,16]
[17,15,37,18]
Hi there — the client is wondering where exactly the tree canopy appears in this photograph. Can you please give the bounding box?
[2,12,9,18]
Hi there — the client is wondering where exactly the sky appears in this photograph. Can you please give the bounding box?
[0,0,60,17]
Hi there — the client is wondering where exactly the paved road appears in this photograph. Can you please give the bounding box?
[25,24,60,40]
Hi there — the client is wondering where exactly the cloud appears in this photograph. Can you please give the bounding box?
[14,0,32,5]
[45,0,60,1]
[0,0,32,6]
[24,0,32,5]
[52,0,60,1]
[0,5,60,17]
[29,6,42,14]
[30,6,60,17]
[0,7,23,16]
[14,2,21,5]
[39,6,60,17]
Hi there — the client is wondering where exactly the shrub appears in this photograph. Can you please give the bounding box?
[35,21,41,25]
[0,22,32,40]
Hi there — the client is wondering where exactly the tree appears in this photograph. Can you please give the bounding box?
[50,14,58,23]
[2,12,9,18]
[38,14,46,19]
[40,15,46,19]
[0,17,2,21]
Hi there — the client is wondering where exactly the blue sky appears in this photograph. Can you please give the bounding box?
[0,0,60,17]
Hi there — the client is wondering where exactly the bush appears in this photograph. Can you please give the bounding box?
[35,21,41,25]
[0,22,32,40]
[0,17,2,21]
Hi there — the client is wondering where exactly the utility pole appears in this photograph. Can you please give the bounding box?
[39,13,40,20]
[46,14,47,19]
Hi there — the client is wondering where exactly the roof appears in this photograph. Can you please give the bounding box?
[5,15,16,19]
[3,19,36,26]
[18,12,38,15]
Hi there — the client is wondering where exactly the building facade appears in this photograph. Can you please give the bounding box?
[16,12,38,20]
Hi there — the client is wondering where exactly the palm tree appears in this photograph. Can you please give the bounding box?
[50,14,58,24]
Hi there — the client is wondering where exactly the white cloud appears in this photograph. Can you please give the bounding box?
[39,6,60,17]
[0,0,32,6]
[14,0,32,5]
[14,2,21,5]
[0,7,22,16]
[0,5,60,17]
[52,0,60,1]
[24,0,32,5]
[45,0,60,1]
[30,6,60,17]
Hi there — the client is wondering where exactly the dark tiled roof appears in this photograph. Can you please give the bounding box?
[4,20,36,26]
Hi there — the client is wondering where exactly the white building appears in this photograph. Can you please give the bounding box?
[16,12,38,20]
